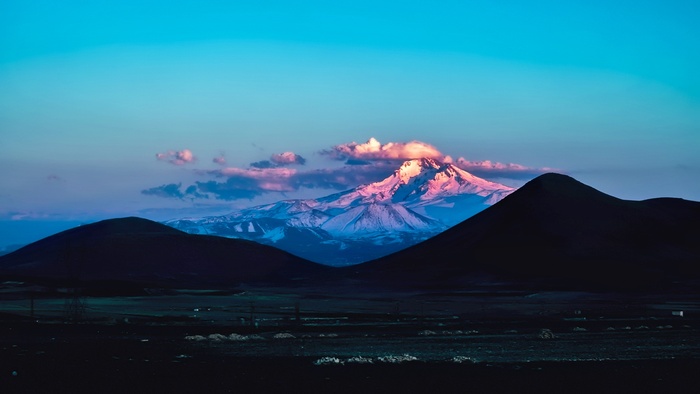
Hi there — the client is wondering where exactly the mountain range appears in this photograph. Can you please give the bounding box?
[166,158,514,265]
[1,173,699,292]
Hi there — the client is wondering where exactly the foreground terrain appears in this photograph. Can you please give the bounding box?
[1,285,699,393]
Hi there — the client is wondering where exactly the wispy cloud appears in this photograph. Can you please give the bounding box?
[447,156,555,179]
[293,163,396,190]
[142,183,209,200]
[156,149,196,165]
[209,167,299,192]
[195,179,263,200]
[8,212,53,220]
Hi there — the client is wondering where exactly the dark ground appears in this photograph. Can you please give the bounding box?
[1,288,699,393]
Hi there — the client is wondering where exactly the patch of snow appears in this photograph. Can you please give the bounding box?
[272,333,295,339]
[377,354,419,363]
[262,227,286,243]
[208,333,228,341]
[313,357,344,366]
[228,333,249,341]
[346,356,374,364]
[451,356,475,364]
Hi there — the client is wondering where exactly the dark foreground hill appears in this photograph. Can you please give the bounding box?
[0,217,327,289]
[350,173,700,291]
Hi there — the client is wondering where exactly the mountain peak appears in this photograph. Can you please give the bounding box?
[51,217,185,240]
[395,158,442,183]
[514,172,618,205]
[359,158,514,206]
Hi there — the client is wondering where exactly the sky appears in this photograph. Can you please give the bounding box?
[1,0,699,248]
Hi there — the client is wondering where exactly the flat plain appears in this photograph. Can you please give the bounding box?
[2,284,699,393]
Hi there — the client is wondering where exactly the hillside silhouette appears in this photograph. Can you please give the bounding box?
[352,173,700,290]
[0,217,326,288]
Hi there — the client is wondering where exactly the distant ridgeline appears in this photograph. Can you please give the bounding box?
[1,173,700,292]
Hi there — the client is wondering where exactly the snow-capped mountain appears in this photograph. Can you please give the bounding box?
[165,158,515,266]
[319,158,514,225]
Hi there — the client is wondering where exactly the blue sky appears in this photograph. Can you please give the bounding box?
[1,1,699,247]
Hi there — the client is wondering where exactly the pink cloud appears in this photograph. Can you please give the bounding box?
[216,167,297,179]
[251,151,306,168]
[209,167,298,192]
[452,157,555,179]
[271,151,306,165]
[455,157,528,171]
[323,137,443,161]
[156,149,196,165]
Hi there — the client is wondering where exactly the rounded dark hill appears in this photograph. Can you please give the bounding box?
[0,217,328,289]
[351,173,700,291]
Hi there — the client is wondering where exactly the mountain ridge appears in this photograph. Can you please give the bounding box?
[350,173,700,290]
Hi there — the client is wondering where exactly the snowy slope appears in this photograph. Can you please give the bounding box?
[320,203,440,236]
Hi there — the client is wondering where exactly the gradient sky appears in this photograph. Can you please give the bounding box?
[1,1,699,247]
